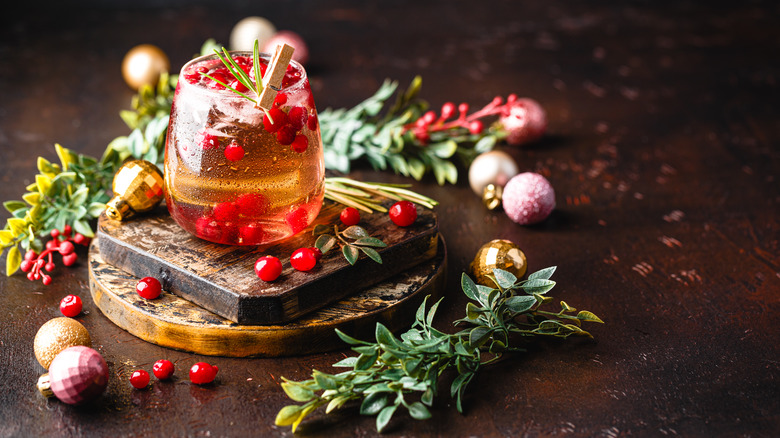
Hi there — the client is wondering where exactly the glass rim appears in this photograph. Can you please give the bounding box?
[178,50,308,98]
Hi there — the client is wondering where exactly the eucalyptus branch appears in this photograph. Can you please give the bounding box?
[275,267,603,433]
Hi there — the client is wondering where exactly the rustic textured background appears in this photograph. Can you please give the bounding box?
[1,1,778,436]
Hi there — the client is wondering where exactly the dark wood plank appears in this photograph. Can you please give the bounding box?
[89,236,446,356]
[98,202,438,324]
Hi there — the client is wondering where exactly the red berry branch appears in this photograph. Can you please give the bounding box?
[18,225,90,285]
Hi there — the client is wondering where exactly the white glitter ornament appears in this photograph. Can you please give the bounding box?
[502,172,556,225]
[230,17,277,52]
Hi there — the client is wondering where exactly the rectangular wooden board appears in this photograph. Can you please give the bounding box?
[97,201,438,325]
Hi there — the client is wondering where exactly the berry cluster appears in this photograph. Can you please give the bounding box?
[19,225,90,285]
[129,360,218,389]
[253,201,418,281]
[405,94,526,145]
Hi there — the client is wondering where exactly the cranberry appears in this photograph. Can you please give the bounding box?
[60,295,82,316]
[63,224,72,237]
[309,247,323,262]
[285,208,309,234]
[389,201,418,227]
[422,111,437,125]
[239,224,266,244]
[307,112,318,131]
[441,102,456,119]
[190,362,218,385]
[130,370,150,389]
[46,240,58,251]
[73,233,87,245]
[263,108,287,133]
[59,241,75,256]
[24,249,37,261]
[229,79,248,93]
[414,127,430,144]
[255,256,282,281]
[42,275,52,286]
[207,72,227,89]
[507,93,518,103]
[290,135,309,153]
[212,201,239,222]
[291,248,317,272]
[458,103,469,115]
[274,92,288,107]
[276,126,296,146]
[235,193,268,217]
[196,131,220,150]
[136,277,162,300]
[153,359,175,380]
[288,106,307,131]
[44,262,55,272]
[50,229,60,238]
[196,217,237,243]
[224,141,245,162]
[340,207,361,226]
[469,120,484,135]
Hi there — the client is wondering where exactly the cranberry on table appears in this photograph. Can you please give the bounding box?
[60,295,83,317]
[309,247,323,262]
[340,207,361,226]
[153,359,175,380]
[136,277,162,300]
[290,248,318,272]
[255,256,282,282]
[190,362,218,385]
[224,141,245,162]
[130,369,150,389]
[389,201,418,227]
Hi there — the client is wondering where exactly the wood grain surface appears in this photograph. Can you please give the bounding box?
[90,236,446,356]
[97,201,438,324]
[0,1,778,437]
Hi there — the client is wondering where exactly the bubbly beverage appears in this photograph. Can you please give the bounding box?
[164,51,324,245]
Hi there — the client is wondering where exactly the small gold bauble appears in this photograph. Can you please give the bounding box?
[122,44,170,90]
[33,317,91,370]
[470,239,528,286]
[105,160,164,221]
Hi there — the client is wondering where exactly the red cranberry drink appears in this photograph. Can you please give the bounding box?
[164,52,324,245]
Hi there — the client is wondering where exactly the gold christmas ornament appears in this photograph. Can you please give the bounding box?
[122,44,170,90]
[470,239,528,287]
[33,317,92,370]
[482,184,503,211]
[105,160,164,221]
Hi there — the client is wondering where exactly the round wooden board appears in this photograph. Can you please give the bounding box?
[88,236,446,357]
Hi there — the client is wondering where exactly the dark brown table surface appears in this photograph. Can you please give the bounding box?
[1,1,778,437]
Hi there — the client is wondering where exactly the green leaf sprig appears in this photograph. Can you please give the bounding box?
[312,224,388,265]
[274,266,603,433]
[318,77,500,185]
[324,177,438,213]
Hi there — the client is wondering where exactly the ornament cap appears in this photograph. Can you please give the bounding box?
[37,373,54,398]
[105,197,131,221]
[482,184,503,210]
[105,160,164,221]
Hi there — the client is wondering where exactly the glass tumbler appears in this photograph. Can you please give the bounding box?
[164,51,324,245]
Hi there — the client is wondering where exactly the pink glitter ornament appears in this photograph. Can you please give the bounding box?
[263,31,309,66]
[502,172,556,225]
[499,98,547,146]
[39,346,109,405]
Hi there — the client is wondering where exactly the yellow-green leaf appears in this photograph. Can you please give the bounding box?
[35,174,52,196]
[576,311,604,324]
[7,218,27,235]
[55,143,77,170]
[275,405,303,426]
[6,245,21,276]
[22,192,40,205]
[292,403,317,433]
[0,230,13,245]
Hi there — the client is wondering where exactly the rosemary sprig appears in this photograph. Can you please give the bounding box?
[274,267,603,433]
[324,178,438,214]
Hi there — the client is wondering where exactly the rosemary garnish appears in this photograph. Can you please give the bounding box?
[324,178,438,214]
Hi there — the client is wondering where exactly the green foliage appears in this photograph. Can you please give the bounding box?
[275,267,603,433]
[313,224,387,266]
[1,72,176,276]
[318,77,498,185]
